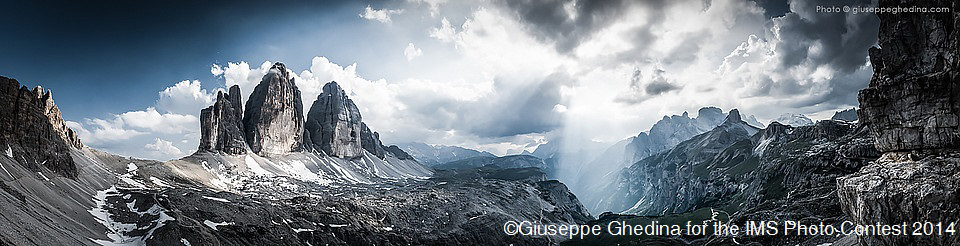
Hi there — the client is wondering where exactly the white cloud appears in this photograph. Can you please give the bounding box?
[213,61,273,103]
[429,17,456,43]
[70,118,146,144]
[71,81,212,160]
[145,138,182,160]
[403,43,423,61]
[210,64,224,76]
[119,108,197,134]
[156,80,216,115]
[359,5,403,23]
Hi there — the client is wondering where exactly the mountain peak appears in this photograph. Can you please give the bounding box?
[242,61,306,155]
[321,81,345,96]
[724,109,742,123]
[305,81,368,158]
[270,62,287,72]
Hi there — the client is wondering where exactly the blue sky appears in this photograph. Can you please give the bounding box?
[0,0,878,160]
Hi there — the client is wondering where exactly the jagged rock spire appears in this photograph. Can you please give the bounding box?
[198,85,246,155]
[242,62,307,155]
[304,81,389,159]
[305,81,364,158]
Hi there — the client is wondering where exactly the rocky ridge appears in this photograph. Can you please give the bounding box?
[0,76,83,178]
[571,107,731,213]
[588,109,760,214]
[831,108,859,122]
[622,107,728,166]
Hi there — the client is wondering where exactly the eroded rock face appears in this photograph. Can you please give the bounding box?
[839,153,960,246]
[839,1,960,245]
[304,82,364,158]
[199,85,246,155]
[242,63,307,155]
[359,123,385,159]
[857,0,960,152]
[0,76,83,178]
[304,81,392,159]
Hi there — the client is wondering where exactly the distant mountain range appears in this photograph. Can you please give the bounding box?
[771,113,814,126]
[393,142,496,167]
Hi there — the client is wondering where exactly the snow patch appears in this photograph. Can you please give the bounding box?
[203,220,234,230]
[4,145,11,158]
[244,155,271,176]
[150,177,172,188]
[37,172,52,184]
[201,196,231,203]
[753,137,774,156]
[89,186,175,245]
[180,238,192,246]
[292,228,315,233]
[0,162,11,179]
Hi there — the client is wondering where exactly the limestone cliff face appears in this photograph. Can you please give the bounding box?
[199,85,247,155]
[242,62,307,155]
[304,82,364,158]
[359,123,386,159]
[857,0,960,152]
[0,76,83,178]
[838,1,960,245]
[304,81,392,159]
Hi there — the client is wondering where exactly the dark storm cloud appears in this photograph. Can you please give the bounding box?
[391,72,572,139]
[466,73,572,138]
[742,0,878,109]
[615,67,681,104]
[775,0,879,74]
[610,0,703,66]
[643,68,681,95]
[499,0,636,53]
